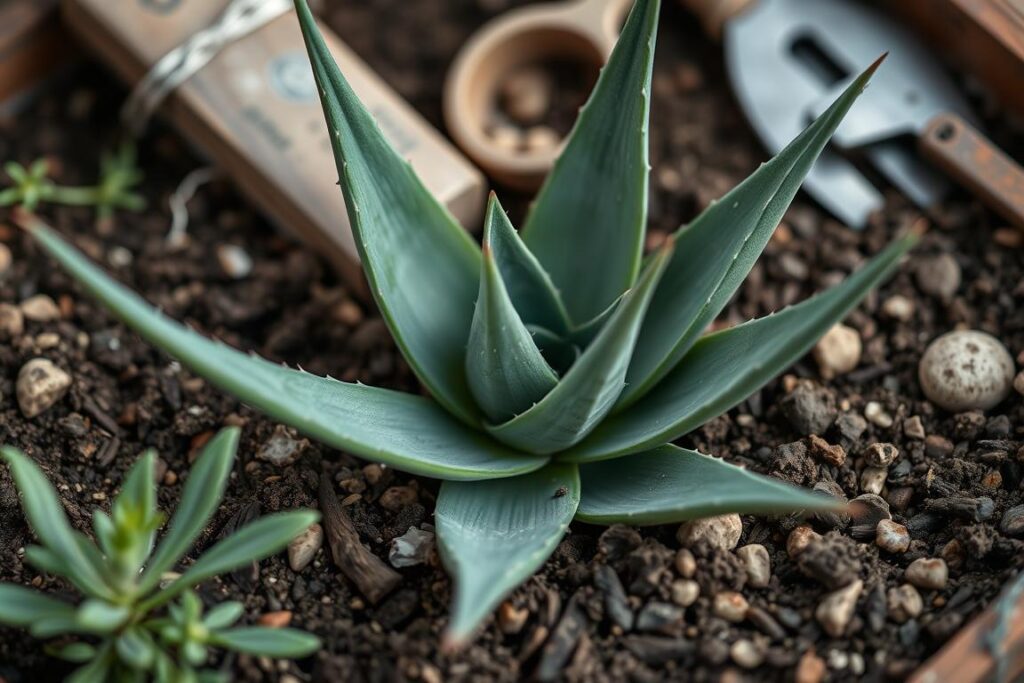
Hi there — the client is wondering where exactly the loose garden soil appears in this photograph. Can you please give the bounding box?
[2,1,1023,681]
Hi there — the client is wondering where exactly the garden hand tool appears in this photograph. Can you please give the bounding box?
[444,0,632,190]
[684,0,1024,232]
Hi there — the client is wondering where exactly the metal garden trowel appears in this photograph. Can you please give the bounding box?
[682,0,1024,231]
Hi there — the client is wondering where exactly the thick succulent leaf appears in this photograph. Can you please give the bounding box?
[484,192,571,334]
[143,511,320,611]
[0,447,113,600]
[139,428,238,594]
[486,242,673,454]
[294,0,481,424]
[576,444,840,525]
[466,197,559,422]
[66,646,113,683]
[202,602,244,630]
[520,0,659,323]
[565,232,916,462]
[619,58,884,408]
[212,628,321,658]
[435,463,579,646]
[76,599,131,633]
[0,583,75,626]
[26,221,549,482]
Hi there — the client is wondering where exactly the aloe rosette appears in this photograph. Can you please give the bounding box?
[24,0,915,645]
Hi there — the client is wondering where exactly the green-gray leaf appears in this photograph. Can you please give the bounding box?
[202,602,244,631]
[76,599,131,633]
[520,0,659,323]
[435,463,579,646]
[139,428,238,594]
[576,444,841,525]
[25,221,549,482]
[483,192,571,334]
[1,447,113,600]
[115,628,156,670]
[486,241,673,454]
[145,511,319,611]
[565,231,917,462]
[618,58,884,408]
[467,196,559,422]
[0,583,74,626]
[211,627,321,658]
[294,0,482,424]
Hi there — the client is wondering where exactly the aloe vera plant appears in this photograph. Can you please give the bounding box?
[21,0,916,646]
[0,428,320,681]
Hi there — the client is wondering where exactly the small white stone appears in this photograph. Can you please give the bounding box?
[813,323,861,379]
[787,524,821,558]
[737,544,771,588]
[875,519,910,553]
[905,558,948,590]
[887,584,923,623]
[860,466,887,495]
[713,591,749,622]
[730,639,763,669]
[670,579,700,607]
[881,294,914,321]
[287,523,323,572]
[864,401,893,428]
[815,579,862,637]
[16,358,71,418]
[864,442,899,467]
[919,330,1015,411]
[216,244,253,280]
[20,294,60,322]
[677,514,742,551]
[389,526,435,568]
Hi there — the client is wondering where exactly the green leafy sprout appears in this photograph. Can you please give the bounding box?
[18,0,916,647]
[0,428,321,681]
[0,142,145,220]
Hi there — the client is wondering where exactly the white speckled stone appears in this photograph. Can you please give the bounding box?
[918,331,1014,411]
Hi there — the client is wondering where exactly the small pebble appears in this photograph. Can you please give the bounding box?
[1000,504,1024,537]
[216,244,253,279]
[904,416,926,440]
[389,526,435,568]
[864,401,893,428]
[0,302,24,339]
[500,66,552,125]
[670,579,699,607]
[787,524,820,558]
[915,253,960,300]
[919,330,1014,411]
[864,442,899,467]
[636,602,684,633]
[860,467,887,495]
[808,435,846,466]
[287,523,323,572]
[875,519,910,553]
[736,544,771,589]
[0,242,10,275]
[20,294,61,322]
[905,558,948,590]
[1014,371,1024,397]
[881,294,914,321]
[676,513,742,551]
[887,584,923,623]
[17,358,72,418]
[674,548,696,578]
[729,639,762,669]
[257,610,292,628]
[380,485,418,511]
[498,602,529,634]
[815,579,862,637]
[813,323,861,379]
[795,650,827,683]
[35,332,60,349]
[712,591,749,623]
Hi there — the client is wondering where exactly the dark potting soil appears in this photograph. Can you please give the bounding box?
[2,1,1023,681]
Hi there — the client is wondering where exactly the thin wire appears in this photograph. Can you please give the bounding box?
[166,166,218,246]
[120,0,292,137]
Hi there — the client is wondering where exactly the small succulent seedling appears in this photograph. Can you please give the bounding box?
[22,0,916,646]
[0,142,144,220]
[0,428,320,681]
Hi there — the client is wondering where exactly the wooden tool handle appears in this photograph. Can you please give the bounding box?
[678,0,757,40]
[919,112,1024,233]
